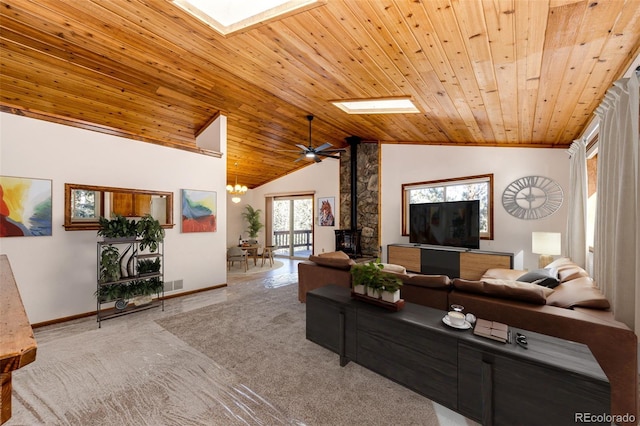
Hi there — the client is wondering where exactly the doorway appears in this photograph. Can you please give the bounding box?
[272,195,313,259]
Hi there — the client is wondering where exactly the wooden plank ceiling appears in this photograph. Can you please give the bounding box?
[1,0,639,189]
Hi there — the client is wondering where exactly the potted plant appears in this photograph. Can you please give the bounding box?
[129,277,163,305]
[380,275,403,303]
[241,205,264,241]
[350,260,402,300]
[97,214,138,240]
[99,244,121,283]
[137,257,161,276]
[136,214,164,252]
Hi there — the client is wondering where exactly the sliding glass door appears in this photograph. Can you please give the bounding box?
[272,196,313,258]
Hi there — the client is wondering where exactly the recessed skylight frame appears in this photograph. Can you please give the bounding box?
[173,0,321,36]
[331,97,421,114]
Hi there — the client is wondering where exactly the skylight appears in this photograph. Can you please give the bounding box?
[173,0,320,36]
[332,98,421,114]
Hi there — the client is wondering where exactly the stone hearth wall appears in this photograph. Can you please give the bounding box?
[339,142,379,257]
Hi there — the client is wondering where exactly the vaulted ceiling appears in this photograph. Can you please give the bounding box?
[2,0,639,188]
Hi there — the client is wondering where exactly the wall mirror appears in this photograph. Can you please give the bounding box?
[64,183,174,231]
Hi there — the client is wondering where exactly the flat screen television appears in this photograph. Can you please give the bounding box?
[409,200,480,249]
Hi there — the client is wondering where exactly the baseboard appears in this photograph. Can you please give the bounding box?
[32,283,228,329]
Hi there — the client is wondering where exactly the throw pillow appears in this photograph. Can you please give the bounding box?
[318,250,350,259]
[309,254,355,270]
[379,263,407,275]
[517,268,560,289]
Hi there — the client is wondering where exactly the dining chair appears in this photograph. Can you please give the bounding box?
[227,246,248,272]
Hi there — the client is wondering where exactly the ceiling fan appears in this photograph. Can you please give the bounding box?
[290,115,345,163]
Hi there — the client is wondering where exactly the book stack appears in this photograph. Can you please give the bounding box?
[473,319,510,343]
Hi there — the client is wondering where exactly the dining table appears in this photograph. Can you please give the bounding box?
[240,243,260,266]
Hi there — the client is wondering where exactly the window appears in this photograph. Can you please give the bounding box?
[71,189,102,222]
[402,174,493,240]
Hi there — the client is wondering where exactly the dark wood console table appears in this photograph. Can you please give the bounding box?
[306,285,610,426]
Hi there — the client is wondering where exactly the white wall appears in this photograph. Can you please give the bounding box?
[226,160,340,255]
[380,144,570,271]
[0,113,228,324]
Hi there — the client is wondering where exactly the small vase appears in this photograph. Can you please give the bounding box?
[381,290,400,303]
[353,284,366,295]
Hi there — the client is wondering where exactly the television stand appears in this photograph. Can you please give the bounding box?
[387,244,513,280]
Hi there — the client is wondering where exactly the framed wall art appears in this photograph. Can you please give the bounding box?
[1,176,52,237]
[181,189,217,233]
[318,196,335,227]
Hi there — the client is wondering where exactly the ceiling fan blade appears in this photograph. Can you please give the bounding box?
[314,142,333,152]
[319,148,345,153]
[316,152,341,159]
[295,144,310,151]
[294,155,306,162]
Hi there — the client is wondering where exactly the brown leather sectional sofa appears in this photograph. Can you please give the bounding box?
[298,252,638,424]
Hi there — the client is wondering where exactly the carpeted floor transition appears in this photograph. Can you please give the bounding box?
[7,274,476,426]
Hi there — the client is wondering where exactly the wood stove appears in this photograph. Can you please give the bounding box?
[335,229,362,258]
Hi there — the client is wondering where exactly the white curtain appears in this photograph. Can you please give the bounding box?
[566,138,588,268]
[593,71,639,331]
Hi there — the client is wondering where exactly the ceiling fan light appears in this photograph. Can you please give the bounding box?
[231,196,241,203]
[306,152,315,158]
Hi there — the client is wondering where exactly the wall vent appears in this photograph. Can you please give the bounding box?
[174,279,184,290]
[163,280,173,292]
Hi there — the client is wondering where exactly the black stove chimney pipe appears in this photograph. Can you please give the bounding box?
[345,136,361,231]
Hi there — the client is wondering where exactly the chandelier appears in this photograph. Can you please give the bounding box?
[226,162,247,203]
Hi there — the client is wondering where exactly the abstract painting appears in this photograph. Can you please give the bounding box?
[181,189,217,233]
[318,196,335,226]
[1,176,52,237]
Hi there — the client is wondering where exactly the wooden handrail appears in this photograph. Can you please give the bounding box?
[0,254,37,424]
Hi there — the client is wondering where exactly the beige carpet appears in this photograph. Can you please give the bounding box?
[7,273,475,426]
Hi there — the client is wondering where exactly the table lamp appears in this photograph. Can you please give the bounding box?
[532,232,561,268]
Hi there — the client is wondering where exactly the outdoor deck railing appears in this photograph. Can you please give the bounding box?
[273,230,312,250]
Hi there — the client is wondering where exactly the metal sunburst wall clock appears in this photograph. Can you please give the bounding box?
[502,176,564,220]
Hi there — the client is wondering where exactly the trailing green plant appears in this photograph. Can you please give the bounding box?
[137,257,161,275]
[136,214,164,252]
[241,205,264,239]
[350,259,402,292]
[129,278,163,296]
[95,281,130,302]
[99,244,121,283]
[95,277,162,302]
[97,214,138,239]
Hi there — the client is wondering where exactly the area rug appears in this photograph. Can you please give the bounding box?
[227,259,284,275]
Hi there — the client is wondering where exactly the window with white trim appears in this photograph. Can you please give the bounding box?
[402,174,493,239]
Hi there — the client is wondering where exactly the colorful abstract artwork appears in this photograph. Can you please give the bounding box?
[181,189,217,233]
[1,176,52,237]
